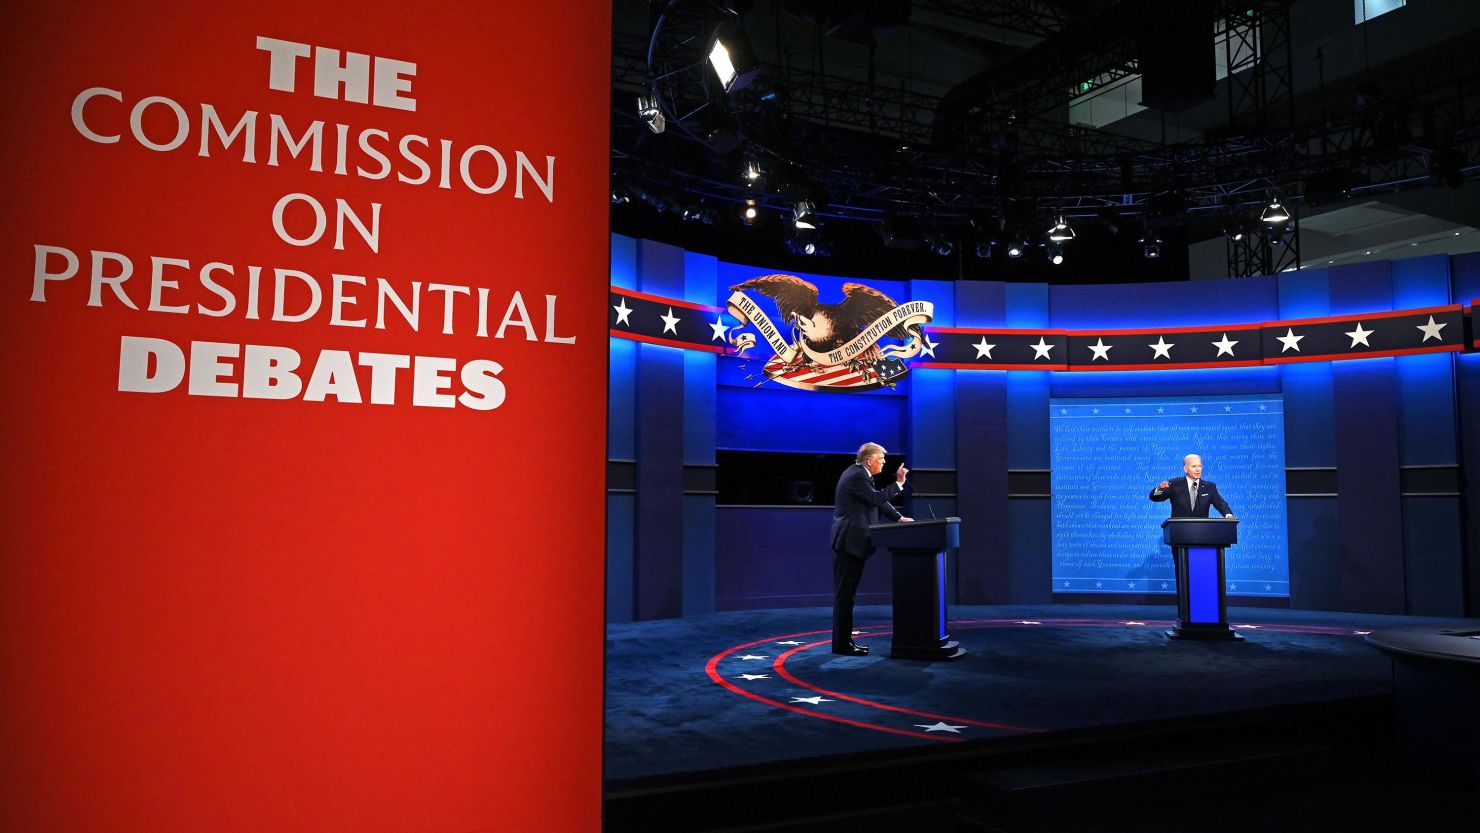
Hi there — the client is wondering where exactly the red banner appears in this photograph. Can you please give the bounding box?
[0,4,608,831]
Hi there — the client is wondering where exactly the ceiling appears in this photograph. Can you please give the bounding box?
[610,0,1480,282]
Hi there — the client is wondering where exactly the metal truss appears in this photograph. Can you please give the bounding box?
[1222,1,1295,136]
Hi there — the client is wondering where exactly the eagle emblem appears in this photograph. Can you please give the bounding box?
[723,274,934,392]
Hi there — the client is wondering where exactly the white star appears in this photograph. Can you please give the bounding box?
[1276,328,1304,353]
[1258,404,1267,411]
[1088,338,1112,361]
[973,337,996,359]
[739,655,769,661]
[1149,336,1174,359]
[1224,406,1232,412]
[1062,581,1070,588]
[1123,407,1132,414]
[790,696,834,705]
[1156,407,1165,413]
[915,722,967,733]
[1059,408,1068,415]
[1212,333,1239,357]
[1190,406,1198,413]
[1030,337,1055,360]
[1161,583,1169,590]
[737,674,769,681]
[1345,322,1374,348]
[1095,582,1103,588]
[1264,585,1272,592]
[1416,315,1447,342]
[1126,582,1135,589]
[612,298,633,326]
[659,307,681,334]
[919,335,939,359]
[776,640,805,646]
[1091,408,1100,414]
[1228,584,1238,591]
[708,317,729,341]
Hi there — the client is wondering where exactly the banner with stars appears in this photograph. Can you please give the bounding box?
[610,289,1475,379]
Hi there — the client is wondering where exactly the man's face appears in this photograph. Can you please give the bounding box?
[864,453,885,475]
[1184,457,1203,479]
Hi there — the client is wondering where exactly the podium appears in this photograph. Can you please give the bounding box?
[869,517,965,660]
[1162,517,1241,641]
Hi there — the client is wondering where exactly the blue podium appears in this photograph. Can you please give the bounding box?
[1162,517,1241,641]
[870,517,965,660]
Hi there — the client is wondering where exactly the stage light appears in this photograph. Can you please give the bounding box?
[744,160,762,183]
[637,94,665,134]
[1047,242,1065,265]
[803,241,817,255]
[1141,237,1163,259]
[1047,214,1075,242]
[742,200,758,222]
[1006,241,1025,259]
[792,200,817,230]
[975,239,997,259]
[709,30,759,93]
[1261,195,1290,225]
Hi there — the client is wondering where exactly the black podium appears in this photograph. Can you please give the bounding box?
[869,517,965,660]
[1162,517,1241,641]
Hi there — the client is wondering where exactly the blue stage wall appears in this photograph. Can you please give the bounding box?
[609,235,1477,620]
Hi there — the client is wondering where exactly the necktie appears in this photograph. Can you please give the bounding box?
[1190,480,1199,503]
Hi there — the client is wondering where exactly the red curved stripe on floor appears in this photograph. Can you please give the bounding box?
[702,649,962,742]
[770,633,1043,733]
[706,619,1373,740]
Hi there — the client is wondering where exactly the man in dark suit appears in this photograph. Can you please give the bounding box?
[1149,453,1236,519]
[830,442,912,655]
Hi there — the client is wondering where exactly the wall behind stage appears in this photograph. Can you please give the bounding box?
[0,5,609,832]
[609,235,1480,621]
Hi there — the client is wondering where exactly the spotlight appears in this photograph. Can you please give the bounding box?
[1261,195,1290,225]
[1047,214,1075,242]
[636,94,665,134]
[792,200,817,230]
[1140,237,1163,259]
[975,239,997,259]
[708,30,759,93]
[743,159,762,183]
[1046,242,1065,265]
[803,241,817,255]
[1006,239,1026,259]
[742,200,758,222]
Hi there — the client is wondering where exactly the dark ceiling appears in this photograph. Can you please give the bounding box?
[610,0,1480,282]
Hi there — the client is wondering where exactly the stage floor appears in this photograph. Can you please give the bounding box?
[604,604,1480,784]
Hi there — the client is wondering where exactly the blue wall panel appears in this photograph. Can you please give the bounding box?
[634,241,688,620]
[606,494,635,622]
[716,385,905,453]
[1331,262,1405,614]
[714,508,892,610]
[955,372,1010,603]
[1050,274,1279,329]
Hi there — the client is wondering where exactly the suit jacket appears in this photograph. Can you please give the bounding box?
[831,464,903,558]
[1149,476,1232,518]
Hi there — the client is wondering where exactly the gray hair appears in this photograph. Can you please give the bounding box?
[1183,453,1202,465]
[856,442,887,464]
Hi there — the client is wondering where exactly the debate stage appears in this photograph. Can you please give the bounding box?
[605,604,1480,832]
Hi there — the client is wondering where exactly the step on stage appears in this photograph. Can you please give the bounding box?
[605,604,1480,833]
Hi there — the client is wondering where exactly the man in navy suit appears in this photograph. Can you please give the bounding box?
[1149,453,1237,519]
[830,443,913,655]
